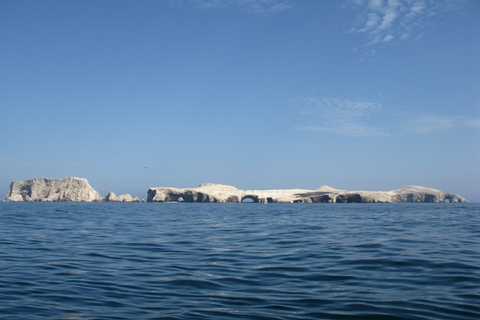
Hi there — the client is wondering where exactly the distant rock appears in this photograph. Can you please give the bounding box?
[117,194,133,202]
[5,177,102,202]
[105,191,118,202]
[147,183,243,203]
[5,177,466,204]
[392,186,466,203]
[104,191,134,202]
[147,183,467,203]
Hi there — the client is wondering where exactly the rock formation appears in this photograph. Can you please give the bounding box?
[147,183,467,203]
[104,191,141,202]
[5,177,102,202]
[5,177,467,203]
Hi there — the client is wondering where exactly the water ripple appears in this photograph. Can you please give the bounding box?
[0,202,479,319]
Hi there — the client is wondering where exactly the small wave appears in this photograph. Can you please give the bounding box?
[0,203,479,320]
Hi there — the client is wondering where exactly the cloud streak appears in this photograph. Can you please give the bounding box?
[350,0,460,45]
[402,114,480,133]
[293,97,479,137]
[183,0,294,14]
[293,97,389,137]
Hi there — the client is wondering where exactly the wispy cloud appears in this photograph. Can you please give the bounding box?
[402,113,480,133]
[293,98,479,136]
[402,114,456,133]
[293,97,389,137]
[350,0,462,45]
[183,0,294,14]
[465,118,480,129]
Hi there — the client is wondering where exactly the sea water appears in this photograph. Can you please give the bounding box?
[0,202,479,320]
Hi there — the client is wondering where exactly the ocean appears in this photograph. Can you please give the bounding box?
[0,202,479,319]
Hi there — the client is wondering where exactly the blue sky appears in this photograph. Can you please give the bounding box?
[1,0,479,201]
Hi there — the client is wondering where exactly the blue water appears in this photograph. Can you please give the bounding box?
[0,203,479,320]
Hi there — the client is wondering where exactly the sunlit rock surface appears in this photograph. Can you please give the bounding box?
[5,178,467,203]
[147,184,467,203]
[105,191,135,202]
[6,177,102,202]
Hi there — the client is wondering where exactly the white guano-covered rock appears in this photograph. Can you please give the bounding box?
[147,183,467,203]
[105,191,134,202]
[5,177,102,202]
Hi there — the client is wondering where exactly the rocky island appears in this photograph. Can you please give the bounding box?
[147,183,467,203]
[5,177,140,202]
[4,177,467,203]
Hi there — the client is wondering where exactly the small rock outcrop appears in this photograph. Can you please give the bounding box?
[5,177,102,202]
[147,183,467,203]
[104,191,136,202]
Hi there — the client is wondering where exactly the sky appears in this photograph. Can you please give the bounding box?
[1,0,479,201]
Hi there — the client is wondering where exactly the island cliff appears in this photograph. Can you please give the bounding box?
[147,183,467,203]
[4,178,467,203]
[6,177,102,202]
[5,177,139,202]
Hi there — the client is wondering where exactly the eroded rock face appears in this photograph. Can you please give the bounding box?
[5,178,467,204]
[6,177,102,202]
[147,184,242,203]
[392,186,467,203]
[105,191,135,202]
[147,183,467,203]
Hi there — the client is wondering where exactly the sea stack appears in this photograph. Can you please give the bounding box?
[104,191,141,202]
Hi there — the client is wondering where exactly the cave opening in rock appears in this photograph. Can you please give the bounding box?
[242,196,255,203]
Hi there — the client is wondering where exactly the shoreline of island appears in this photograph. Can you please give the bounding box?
[3,177,468,203]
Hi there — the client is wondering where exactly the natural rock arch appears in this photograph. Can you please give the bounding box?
[145,184,468,203]
[241,196,256,203]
